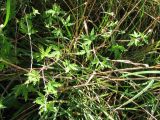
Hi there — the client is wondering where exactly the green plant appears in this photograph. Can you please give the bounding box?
[0,33,13,70]
[1,0,160,120]
[0,0,11,30]
[109,44,126,59]
[128,31,148,47]
[0,98,5,109]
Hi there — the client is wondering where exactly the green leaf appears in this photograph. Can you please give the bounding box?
[12,84,35,101]
[45,81,62,96]
[61,15,74,27]
[48,51,61,60]
[92,57,112,70]
[25,70,40,85]
[34,93,57,114]
[75,50,86,55]
[110,44,126,59]
[0,33,13,70]
[19,14,37,35]
[81,28,96,42]
[44,4,64,28]
[0,33,12,59]
[63,60,78,73]
[52,28,63,38]
[0,98,6,109]
[0,103,5,109]
[34,92,46,105]
[128,31,148,47]
[35,45,61,61]
[45,4,61,16]
[32,7,40,16]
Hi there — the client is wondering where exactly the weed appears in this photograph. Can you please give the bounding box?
[0,0,160,120]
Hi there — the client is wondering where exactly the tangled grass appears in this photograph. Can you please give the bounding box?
[0,0,160,119]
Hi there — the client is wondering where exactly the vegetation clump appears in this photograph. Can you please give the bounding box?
[0,0,160,119]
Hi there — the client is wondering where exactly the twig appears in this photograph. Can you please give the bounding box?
[85,71,96,84]
[107,77,160,81]
[111,59,149,67]
[0,59,29,72]
[98,65,160,75]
